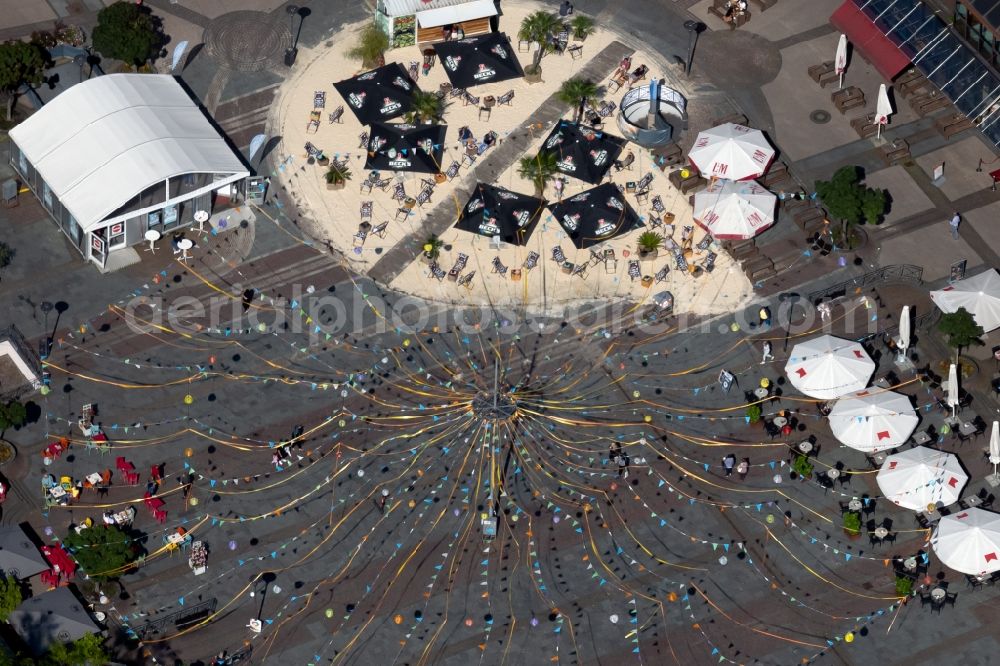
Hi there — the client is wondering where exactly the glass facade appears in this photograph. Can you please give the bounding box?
[852,0,1000,145]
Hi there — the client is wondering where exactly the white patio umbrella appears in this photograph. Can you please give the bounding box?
[835,34,848,89]
[784,335,875,400]
[688,123,775,181]
[932,508,1000,575]
[876,447,968,511]
[692,180,776,240]
[875,84,893,139]
[897,305,910,361]
[930,269,1000,332]
[947,363,959,418]
[990,421,1000,478]
[828,389,919,452]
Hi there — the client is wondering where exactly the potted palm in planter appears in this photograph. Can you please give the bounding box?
[570,15,595,41]
[421,234,443,264]
[519,11,565,83]
[637,231,663,261]
[791,454,813,481]
[745,404,762,426]
[347,23,390,69]
[842,511,862,539]
[325,163,351,190]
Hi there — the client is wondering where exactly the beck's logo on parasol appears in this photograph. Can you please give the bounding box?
[491,44,509,60]
[496,191,518,200]
[606,196,623,211]
[348,92,366,108]
[562,213,581,231]
[474,63,497,80]
[445,55,462,71]
[590,149,608,166]
[478,218,500,235]
[380,97,402,114]
[370,135,387,151]
[569,192,589,203]
[556,156,576,172]
[513,209,531,227]
[545,132,564,149]
[357,71,377,80]
[392,76,412,91]
[388,157,412,168]
[467,198,485,213]
[595,219,615,236]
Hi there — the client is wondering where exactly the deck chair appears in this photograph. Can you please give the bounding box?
[409,61,420,80]
[353,231,368,247]
[647,214,662,229]
[598,100,616,117]
[572,263,588,279]
[458,271,476,289]
[697,234,712,251]
[604,249,618,273]
[416,187,433,206]
[655,265,670,282]
[702,252,717,273]
[306,111,320,133]
[429,263,446,281]
[628,260,641,281]
[371,221,389,238]
[360,201,373,221]
[551,246,566,263]
[614,151,635,171]
[359,174,377,194]
[313,90,326,108]
[523,251,539,270]
[589,248,604,266]
[374,177,392,191]
[491,256,508,276]
[395,208,410,221]
[463,92,480,106]
[359,131,369,149]
[392,183,407,201]
[450,87,467,99]
[328,106,344,124]
[497,90,515,106]
[462,152,477,168]
[651,195,665,213]
[446,161,461,180]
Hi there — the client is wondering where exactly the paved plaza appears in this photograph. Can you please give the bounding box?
[4,1,1000,665]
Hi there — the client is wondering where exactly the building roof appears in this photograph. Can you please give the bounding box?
[8,587,100,655]
[0,525,49,579]
[9,74,248,232]
[417,0,498,27]
[383,0,494,18]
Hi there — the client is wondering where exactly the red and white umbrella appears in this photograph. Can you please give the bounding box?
[687,123,775,181]
[827,389,918,452]
[875,84,893,139]
[784,335,874,400]
[692,180,775,240]
[932,508,1000,575]
[834,34,848,88]
[877,446,968,511]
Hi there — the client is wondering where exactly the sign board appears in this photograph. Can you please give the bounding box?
[933,163,945,181]
[90,234,105,254]
[247,177,269,204]
[949,259,967,284]
[718,370,735,394]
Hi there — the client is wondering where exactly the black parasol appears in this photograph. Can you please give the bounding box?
[454,183,544,246]
[365,123,447,174]
[547,183,643,249]
[539,120,626,184]
[333,63,418,124]
[433,33,525,89]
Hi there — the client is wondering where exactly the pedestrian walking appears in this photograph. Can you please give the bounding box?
[758,306,771,329]
[379,488,389,514]
[146,478,158,496]
[618,453,630,479]
[761,341,774,364]
[736,458,749,481]
[949,211,960,240]
[722,454,736,476]
[817,301,831,322]
[241,288,256,313]
[181,471,194,499]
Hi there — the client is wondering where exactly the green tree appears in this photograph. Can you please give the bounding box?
[43,632,108,666]
[518,152,559,197]
[814,166,887,246]
[938,306,984,364]
[91,2,163,67]
[62,524,139,581]
[0,400,26,434]
[557,77,600,123]
[0,575,21,621]
[0,40,48,120]
[570,15,596,41]
[404,89,444,125]
[347,23,390,69]
[518,11,565,74]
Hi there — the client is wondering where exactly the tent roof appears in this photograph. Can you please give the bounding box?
[8,587,100,655]
[417,0,498,27]
[9,74,248,232]
[0,525,49,579]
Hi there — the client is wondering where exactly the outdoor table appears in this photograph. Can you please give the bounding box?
[874,527,889,539]
[798,441,813,454]
[920,509,941,524]
[561,261,574,274]
[872,452,887,466]
[113,510,132,526]
[753,387,769,400]
[930,587,946,601]
[964,494,983,508]
[875,377,891,389]
[85,473,102,485]
[48,486,66,500]
[358,221,371,233]
[826,469,841,480]
[847,499,862,512]
[959,421,977,436]
[403,197,416,210]
[913,430,932,445]
[483,96,496,108]
[167,532,186,546]
[177,238,194,251]
[773,416,788,428]
[903,557,918,571]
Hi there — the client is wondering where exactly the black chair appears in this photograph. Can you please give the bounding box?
[984,494,996,510]
[989,571,1000,585]
[919,592,933,607]
[931,598,945,614]
[945,591,958,608]
[916,513,932,529]
[764,422,781,439]
[839,501,852,514]
[869,533,882,548]
[861,496,876,518]
[837,471,853,487]
[866,519,877,532]
[966,574,983,590]
[817,474,834,492]
[882,532,896,546]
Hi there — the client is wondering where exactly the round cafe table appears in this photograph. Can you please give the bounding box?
[826,468,840,480]
[144,229,161,253]
[753,387,769,400]
[798,441,813,454]
[930,587,946,601]
[874,527,889,539]
[903,557,918,571]
[177,238,194,251]
[848,498,863,512]
[773,416,788,428]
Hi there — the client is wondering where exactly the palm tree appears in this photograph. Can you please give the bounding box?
[405,89,444,124]
[557,77,600,123]
[518,152,558,197]
[518,11,565,74]
[347,23,390,69]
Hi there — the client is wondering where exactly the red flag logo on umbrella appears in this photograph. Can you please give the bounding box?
[877,431,890,440]
[795,368,807,377]
[986,552,998,563]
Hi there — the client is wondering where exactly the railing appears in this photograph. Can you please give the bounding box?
[129,598,217,638]
[807,264,924,304]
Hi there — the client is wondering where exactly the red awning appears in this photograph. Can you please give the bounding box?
[830,0,911,81]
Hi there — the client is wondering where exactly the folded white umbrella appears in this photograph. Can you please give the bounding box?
[877,447,968,511]
[932,508,1000,575]
[875,84,893,139]
[692,180,776,240]
[828,389,919,452]
[990,421,1000,477]
[947,363,959,417]
[897,305,910,358]
[835,34,848,88]
[688,123,775,181]
[930,269,1000,332]
[785,335,875,400]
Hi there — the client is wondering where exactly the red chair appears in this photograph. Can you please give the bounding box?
[151,464,163,482]
[125,471,140,486]
[154,509,167,524]
[115,456,127,471]
[143,491,153,509]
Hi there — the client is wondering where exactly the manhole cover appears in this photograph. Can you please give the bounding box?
[203,11,291,72]
[810,110,832,124]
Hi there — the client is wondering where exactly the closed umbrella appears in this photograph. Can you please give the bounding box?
[687,123,775,181]
[932,508,1000,575]
[835,34,848,89]
[929,269,1000,332]
[875,84,893,139]
[947,362,959,418]
[990,421,1000,478]
[876,447,968,511]
[785,335,874,400]
[897,305,910,361]
[692,180,776,240]
[828,389,919,452]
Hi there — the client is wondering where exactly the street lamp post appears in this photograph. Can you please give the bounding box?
[284,5,301,67]
[683,21,706,77]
